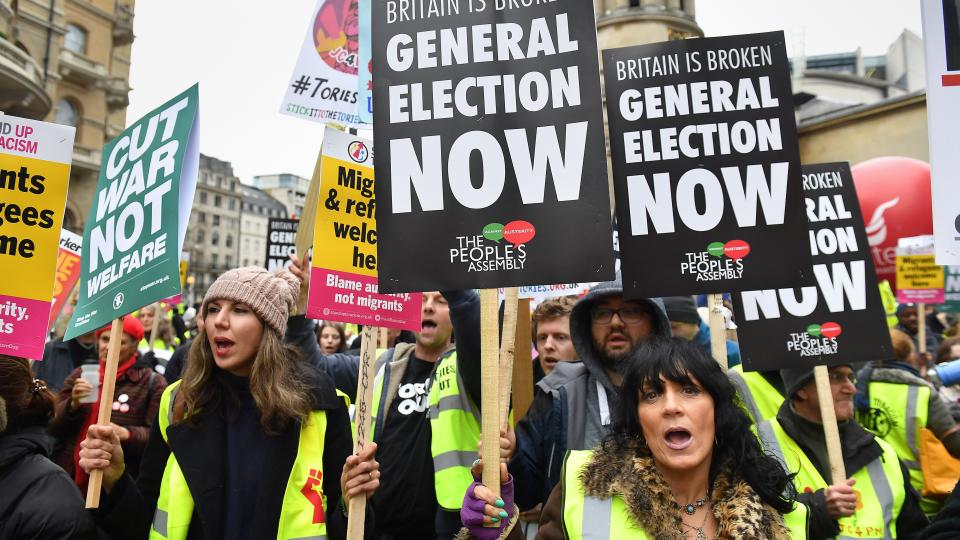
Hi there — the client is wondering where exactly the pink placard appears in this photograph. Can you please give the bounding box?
[897,289,946,304]
[0,295,54,359]
[306,268,420,331]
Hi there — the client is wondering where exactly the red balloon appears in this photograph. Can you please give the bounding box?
[851,157,932,291]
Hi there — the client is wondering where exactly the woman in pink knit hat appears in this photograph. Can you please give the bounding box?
[78,267,379,539]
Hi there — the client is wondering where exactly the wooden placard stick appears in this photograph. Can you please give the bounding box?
[813,365,847,483]
[85,318,123,508]
[294,150,323,314]
[498,288,520,428]
[346,325,377,539]
[708,293,728,371]
[147,302,161,352]
[378,326,388,350]
[480,289,501,507]
[511,299,534,422]
[917,302,927,355]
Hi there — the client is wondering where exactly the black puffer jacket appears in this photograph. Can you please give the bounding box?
[0,426,99,539]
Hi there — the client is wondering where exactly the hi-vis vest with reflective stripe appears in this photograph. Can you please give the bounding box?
[561,450,808,540]
[728,364,785,424]
[368,352,480,511]
[758,418,904,539]
[862,382,933,514]
[150,381,330,540]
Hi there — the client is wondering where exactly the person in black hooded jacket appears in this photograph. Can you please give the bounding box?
[0,355,98,539]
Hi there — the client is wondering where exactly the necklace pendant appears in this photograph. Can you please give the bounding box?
[696,528,706,540]
[685,504,696,515]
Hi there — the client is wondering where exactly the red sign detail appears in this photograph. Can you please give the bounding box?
[942,74,960,86]
[503,221,536,245]
[723,240,750,260]
[300,468,326,524]
[820,322,842,339]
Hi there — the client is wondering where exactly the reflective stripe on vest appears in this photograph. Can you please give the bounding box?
[562,450,648,539]
[728,365,784,424]
[151,381,329,540]
[427,353,481,511]
[758,419,904,539]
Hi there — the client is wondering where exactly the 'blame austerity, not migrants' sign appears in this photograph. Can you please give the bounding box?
[372,0,615,293]
[603,32,811,298]
[0,115,74,359]
[733,163,892,371]
[65,85,199,340]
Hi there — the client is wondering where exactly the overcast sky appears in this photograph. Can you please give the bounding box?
[127,1,923,183]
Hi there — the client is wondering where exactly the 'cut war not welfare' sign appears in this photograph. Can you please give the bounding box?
[604,32,810,298]
[65,85,199,340]
[0,115,74,359]
[733,163,892,371]
[307,127,420,330]
[372,0,615,293]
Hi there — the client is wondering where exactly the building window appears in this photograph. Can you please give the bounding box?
[212,232,219,246]
[200,191,207,204]
[229,199,236,211]
[243,258,249,266]
[225,255,232,268]
[54,99,80,127]
[199,212,206,224]
[225,234,233,248]
[212,254,219,267]
[214,195,221,207]
[196,230,205,243]
[64,24,87,54]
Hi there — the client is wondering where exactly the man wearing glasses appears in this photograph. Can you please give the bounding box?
[507,276,671,513]
[756,365,928,540]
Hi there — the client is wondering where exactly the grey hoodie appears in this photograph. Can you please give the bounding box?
[536,276,671,450]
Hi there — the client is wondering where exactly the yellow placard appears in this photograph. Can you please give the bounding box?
[312,154,376,277]
[0,153,71,299]
[896,254,945,291]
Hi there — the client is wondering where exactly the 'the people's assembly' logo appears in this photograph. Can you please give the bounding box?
[449,220,535,273]
[680,240,750,282]
[786,322,842,356]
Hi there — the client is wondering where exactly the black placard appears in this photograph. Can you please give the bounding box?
[372,0,614,293]
[604,31,811,298]
[733,163,893,371]
[265,218,299,272]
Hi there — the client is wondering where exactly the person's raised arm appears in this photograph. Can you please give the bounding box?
[444,289,481,405]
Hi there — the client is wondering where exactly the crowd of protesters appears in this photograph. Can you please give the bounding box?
[2,261,960,539]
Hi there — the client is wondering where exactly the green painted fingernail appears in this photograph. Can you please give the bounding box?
[499,510,508,519]
[495,498,504,508]
[491,517,500,523]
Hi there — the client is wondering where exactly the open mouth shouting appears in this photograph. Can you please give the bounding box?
[213,336,235,357]
[663,426,693,451]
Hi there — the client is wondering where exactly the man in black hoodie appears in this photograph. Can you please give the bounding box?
[508,276,671,510]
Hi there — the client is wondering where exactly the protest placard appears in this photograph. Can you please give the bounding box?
[357,0,373,124]
[64,84,199,340]
[896,253,945,304]
[603,31,810,298]
[921,0,960,264]
[733,163,892,371]
[372,0,615,293]
[307,127,420,331]
[944,265,960,312]
[265,218,299,271]
[49,229,83,331]
[0,115,74,359]
[280,0,362,126]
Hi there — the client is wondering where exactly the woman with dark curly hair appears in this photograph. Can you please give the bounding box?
[458,338,806,539]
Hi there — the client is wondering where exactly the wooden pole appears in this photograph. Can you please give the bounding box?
[918,302,927,355]
[378,326,388,350]
[708,293,728,371]
[147,302,161,352]
[511,299,534,422]
[346,325,377,539]
[480,289,501,507]
[294,150,324,314]
[813,365,847,483]
[85,318,123,508]
[498,288,519,428]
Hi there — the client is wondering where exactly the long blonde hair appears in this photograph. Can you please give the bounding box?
[177,328,312,434]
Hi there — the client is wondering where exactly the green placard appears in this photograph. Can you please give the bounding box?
[944,265,960,313]
[65,85,199,340]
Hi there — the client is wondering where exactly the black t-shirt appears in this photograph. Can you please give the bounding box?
[373,356,438,538]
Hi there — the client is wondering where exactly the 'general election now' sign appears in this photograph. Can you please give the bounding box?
[372,0,615,293]
[307,127,419,330]
[0,115,74,359]
[604,32,810,298]
[265,218,299,272]
[65,85,199,340]
[734,163,892,371]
